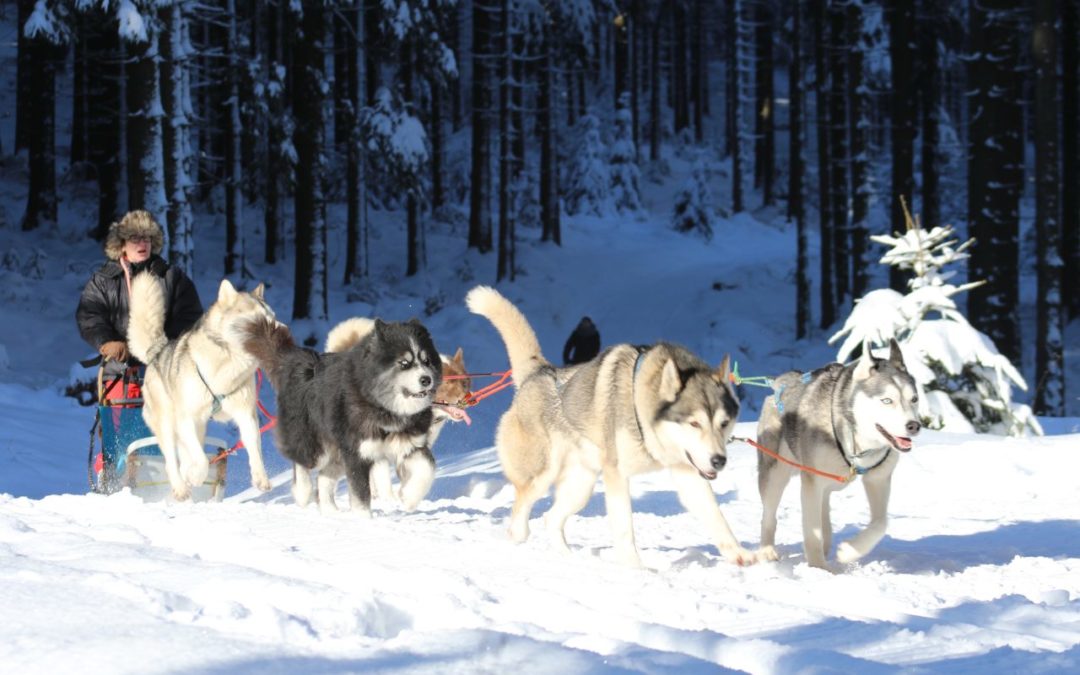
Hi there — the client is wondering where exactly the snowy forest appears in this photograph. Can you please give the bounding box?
[5,0,1078,418]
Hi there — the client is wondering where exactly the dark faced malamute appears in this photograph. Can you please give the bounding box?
[242,317,442,516]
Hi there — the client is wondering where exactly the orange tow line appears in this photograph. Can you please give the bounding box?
[444,370,513,407]
[731,436,853,485]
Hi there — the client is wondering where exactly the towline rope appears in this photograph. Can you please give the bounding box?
[731,435,853,485]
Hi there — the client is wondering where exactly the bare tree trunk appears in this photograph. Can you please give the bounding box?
[292,2,329,328]
[161,2,196,275]
[848,0,870,300]
[469,0,493,251]
[539,17,560,245]
[345,2,367,285]
[918,1,941,231]
[691,0,705,143]
[72,15,88,166]
[265,0,284,265]
[1063,0,1080,319]
[402,42,421,278]
[756,1,774,205]
[673,2,689,135]
[724,0,736,159]
[887,0,915,292]
[813,0,834,329]
[127,25,169,230]
[225,0,245,277]
[827,0,849,312]
[87,12,123,240]
[967,0,1022,364]
[497,0,514,281]
[790,0,809,340]
[649,5,662,162]
[21,27,60,232]
[15,0,32,154]
[1033,0,1064,415]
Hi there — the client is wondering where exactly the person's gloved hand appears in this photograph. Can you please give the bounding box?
[100,340,129,363]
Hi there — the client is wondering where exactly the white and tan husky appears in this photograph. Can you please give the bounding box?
[128,273,276,501]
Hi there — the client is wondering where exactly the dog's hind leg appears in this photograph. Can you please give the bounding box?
[601,465,642,567]
[317,458,344,514]
[836,463,894,564]
[758,460,793,562]
[670,465,756,566]
[397,447,435,511]
[800,473,830,568]
[544,457,598,555]
[292,463,314,507]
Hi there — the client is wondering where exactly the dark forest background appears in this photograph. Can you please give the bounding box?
[4,0,1078,416]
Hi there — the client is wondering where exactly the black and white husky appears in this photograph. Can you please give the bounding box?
[756,339,921,568]
[242,317,442,516]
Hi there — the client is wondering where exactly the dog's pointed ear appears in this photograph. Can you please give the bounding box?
[452,347,464,366]
[854,341,876,381]
[659,358,682,402]
[217,278,238,304]
[252,282,266,301]
[715,354,731,385]
[888,338,907,370]
[372,318,387,341]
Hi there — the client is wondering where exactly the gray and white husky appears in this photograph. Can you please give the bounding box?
[127,273,277,500]
[756,339,921,568]
[467,285,760,567]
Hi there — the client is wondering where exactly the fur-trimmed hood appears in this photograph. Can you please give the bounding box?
[104,210,165,261]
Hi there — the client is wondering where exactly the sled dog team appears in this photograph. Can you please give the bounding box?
[128,274,921,569]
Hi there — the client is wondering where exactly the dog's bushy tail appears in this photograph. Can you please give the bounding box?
[325,317,375,353]
[241,317,296,388]
[128,272,169,365]
[465,286,548,386]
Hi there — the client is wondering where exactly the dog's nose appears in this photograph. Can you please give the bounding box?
[419,375,432,388]
[906,420,921,435]
[711,454,727,471]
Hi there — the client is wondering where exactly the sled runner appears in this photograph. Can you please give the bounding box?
[86,362,228,502]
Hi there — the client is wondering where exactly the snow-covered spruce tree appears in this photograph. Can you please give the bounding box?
[609,92,641,214]
[829,206,1042,436]
[563,113,609,216]
[671,152,714,241]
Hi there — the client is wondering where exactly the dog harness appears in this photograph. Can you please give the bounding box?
[196,364,248,416]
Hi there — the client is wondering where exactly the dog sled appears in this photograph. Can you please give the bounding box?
[85,361,229,502]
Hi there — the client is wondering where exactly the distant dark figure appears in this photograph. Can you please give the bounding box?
[563,316,600,365]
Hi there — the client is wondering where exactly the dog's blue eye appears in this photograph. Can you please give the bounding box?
[881,398,893,405]
[399,360,410,369]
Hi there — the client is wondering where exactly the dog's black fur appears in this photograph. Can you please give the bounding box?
[243,317,442,510]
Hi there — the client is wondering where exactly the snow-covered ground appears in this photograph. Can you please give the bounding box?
[2,197,1079,672]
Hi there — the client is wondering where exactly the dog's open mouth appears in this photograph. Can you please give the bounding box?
[404,388,434,400]
[686,451,717,480]
[876,424,913,452]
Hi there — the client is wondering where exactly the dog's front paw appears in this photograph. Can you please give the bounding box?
[252,471,272,492]
[171,484,192,502]
[721,545,759,567]
[507,521,530,543]
[836,541,863,564]
[757,545,780,562]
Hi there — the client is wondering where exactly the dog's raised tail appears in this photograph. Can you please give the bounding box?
[465,286,548,385]
[325,317,375,353]
[127,272,169,365]
[240,317,295,387]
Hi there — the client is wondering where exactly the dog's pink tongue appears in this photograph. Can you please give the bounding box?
[897,436,913,450]
[437,404,472,425]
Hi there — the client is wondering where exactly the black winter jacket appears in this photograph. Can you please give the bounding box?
[76,255,203,376]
